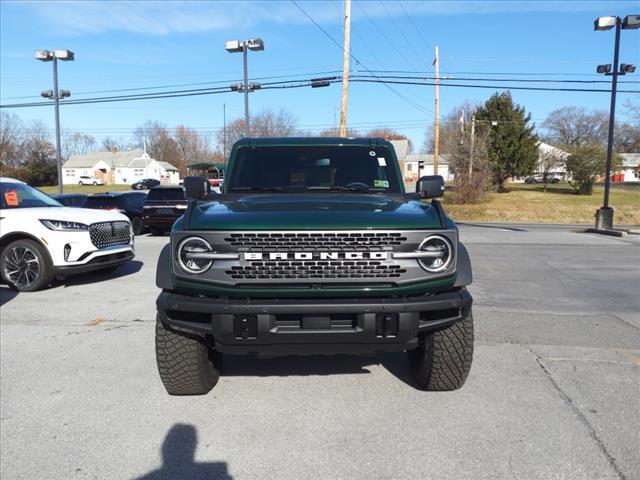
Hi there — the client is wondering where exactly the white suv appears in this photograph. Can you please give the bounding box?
[78,175,105,186]
[0,178,134,291]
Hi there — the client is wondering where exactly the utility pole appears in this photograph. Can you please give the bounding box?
[339,0,351,137]
[469,115,476,180]
[433,46,440,176]
[223,103,227,163]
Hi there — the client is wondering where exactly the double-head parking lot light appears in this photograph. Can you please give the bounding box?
[35,49,74,195]
[592,16,638,232]
[225,38,264,137]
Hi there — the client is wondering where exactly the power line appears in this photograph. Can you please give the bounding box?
[3,74,638,110]
[398,1,436,57]
[290,0,433,116]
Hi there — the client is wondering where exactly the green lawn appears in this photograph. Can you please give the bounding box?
[40,184,133,194]
[443,183,640,225]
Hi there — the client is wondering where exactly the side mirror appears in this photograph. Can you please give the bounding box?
[416,175,445,199]
[183,176,210,201]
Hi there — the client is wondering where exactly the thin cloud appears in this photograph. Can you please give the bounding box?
[8,0,631,36]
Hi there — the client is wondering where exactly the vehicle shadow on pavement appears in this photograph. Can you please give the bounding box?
[0,285,19,306]
[219,352,418,388]
[56,260,144,288]
[133,424,232,480]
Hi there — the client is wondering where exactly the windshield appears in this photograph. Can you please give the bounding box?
[0,182,62,209]
[227,145,403,193]
[146,188,185,201]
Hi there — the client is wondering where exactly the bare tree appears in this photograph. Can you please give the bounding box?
[0,111,24,167]
[132,121,179,164]
[366,127,414,153]
[62,132,96,159]
[542,107,608,148]
[174,125,214,176]
[101,136,127,152]
[437,104,491,203]
[216,109,297,156]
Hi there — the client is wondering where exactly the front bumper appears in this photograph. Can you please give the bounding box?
[54,250,134,276]
[157,288,472,355]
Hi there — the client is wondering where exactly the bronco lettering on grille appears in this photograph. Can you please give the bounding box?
[243,252,389,261]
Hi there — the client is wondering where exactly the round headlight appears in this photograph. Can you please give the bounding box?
[177,237,213,274]
[417,235,453,273]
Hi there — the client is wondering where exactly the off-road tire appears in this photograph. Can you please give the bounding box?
[1,239,54,292]
[155,315,219,395]
[408,310,474,391]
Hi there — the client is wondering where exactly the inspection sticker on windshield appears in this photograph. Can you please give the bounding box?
[4,190,18,207]
[374,180,389,188]
[377,157,387,167]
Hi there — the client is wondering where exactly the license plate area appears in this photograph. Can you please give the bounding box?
[275,313,357,331]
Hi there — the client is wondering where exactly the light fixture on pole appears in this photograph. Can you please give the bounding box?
[225,38,264,137]
[591,15,638,234]
[35,49,74,195]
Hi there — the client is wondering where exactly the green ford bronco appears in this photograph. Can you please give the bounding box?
[155,137,473,395]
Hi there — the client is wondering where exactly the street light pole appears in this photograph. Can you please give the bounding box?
[242,44,250,137]
[225,38,264,139]
[35,49,74,195]
[52,56,64,195]
[593,15,639,232]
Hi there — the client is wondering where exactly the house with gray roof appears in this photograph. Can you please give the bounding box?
[404,154,452,182]
[62,150,179,185]
[617,153,639,182]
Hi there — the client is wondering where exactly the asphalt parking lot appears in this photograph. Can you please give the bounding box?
[1,225,639,480]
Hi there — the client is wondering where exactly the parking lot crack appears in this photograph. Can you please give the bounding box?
[528,347,626,480]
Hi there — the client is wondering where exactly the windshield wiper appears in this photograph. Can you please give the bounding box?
[307,186,374,193]
[230,186,283,192]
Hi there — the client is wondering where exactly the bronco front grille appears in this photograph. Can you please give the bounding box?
[223,232,407,251]
[89,221,131,249]
[226,260,406,280]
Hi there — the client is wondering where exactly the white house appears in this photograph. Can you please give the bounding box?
[62,150,179,185]
[404,154,453,182]
[616,153,639,182]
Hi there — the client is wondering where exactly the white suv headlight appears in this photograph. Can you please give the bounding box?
[177,237,214,274]
[417,235,454,273]
[40,219,89,231]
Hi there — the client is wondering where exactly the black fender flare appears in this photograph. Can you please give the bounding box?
[453,242,473,287]
[156,243,174,290]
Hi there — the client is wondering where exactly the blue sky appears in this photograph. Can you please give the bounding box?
[1,0,639,151]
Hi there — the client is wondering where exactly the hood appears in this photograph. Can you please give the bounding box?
[184,193,445,230]
[6,207,129,224]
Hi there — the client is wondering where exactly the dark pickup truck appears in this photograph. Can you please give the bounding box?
[142,186,188,236]
[155,137,473,395]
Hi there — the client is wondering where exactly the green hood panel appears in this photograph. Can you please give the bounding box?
[184,194,445,230]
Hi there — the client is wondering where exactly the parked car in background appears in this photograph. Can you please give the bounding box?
[78,175,105,186]
[524,173,562,184]
[0,177,134,292]
[83,192,147,235]
[131,178,161,190]
[142,186,187,236]
[51,193,87,208]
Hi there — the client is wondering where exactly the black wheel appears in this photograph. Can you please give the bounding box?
[408,309,474,391]
[149,227,165,236]
[552,178,560,184]
[78,181,83,185]
[530,179,537,184]
[93,181,97,186]
[0,239,54,292]
[155,315,219,395]
[132,216,145,236]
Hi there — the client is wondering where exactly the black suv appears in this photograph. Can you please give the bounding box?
[142,186,187,236]
[50,193,87,208]
[83,192,147,235]
[131,178,161,190]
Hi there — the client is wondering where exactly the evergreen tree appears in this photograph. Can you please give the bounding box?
[475,92,539,191]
